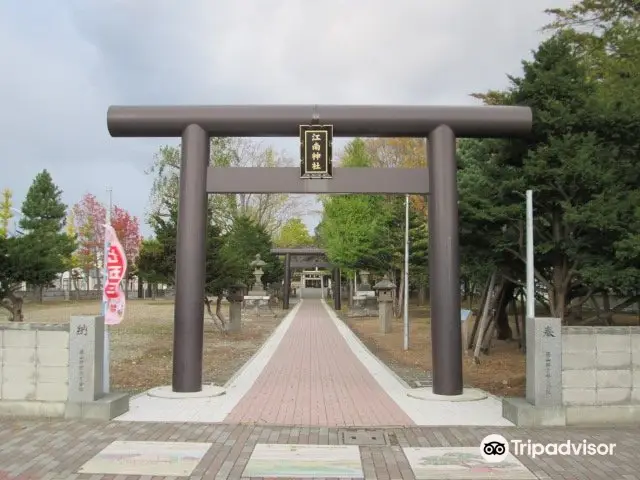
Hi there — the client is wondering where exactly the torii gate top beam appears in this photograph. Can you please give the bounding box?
[271,247,326,255]
[107,104,532,138]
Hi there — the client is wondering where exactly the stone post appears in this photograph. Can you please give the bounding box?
[68,316,105,402]
[526,317,562,406]
[373,275,396,334]
[226,283,246,332]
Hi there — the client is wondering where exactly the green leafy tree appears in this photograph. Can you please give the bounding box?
[136,238,169,297]
[147,138,299,235]
[18,170,75,302]
[320,138,430,314]
[319,139,390,271]
[222,216,283,288]
[460,28,639,324]
[544,0,640,299]
[275,218,314,247]
[0,189,12,238]
[0,236,27,321]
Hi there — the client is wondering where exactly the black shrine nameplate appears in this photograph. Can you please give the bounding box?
[300,125,333,179]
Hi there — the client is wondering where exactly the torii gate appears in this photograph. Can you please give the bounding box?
[107,104,532,396]
[270,247,339,309]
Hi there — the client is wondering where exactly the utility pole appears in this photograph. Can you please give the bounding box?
[526,190,534,320]
[403,194,410,350]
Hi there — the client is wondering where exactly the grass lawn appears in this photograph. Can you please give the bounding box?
[0,298,283,394]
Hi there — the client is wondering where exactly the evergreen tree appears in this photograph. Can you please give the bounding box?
[222,216,283,287]
[17,170,75,298]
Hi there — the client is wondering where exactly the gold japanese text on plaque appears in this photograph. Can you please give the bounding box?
[300,125,333,179]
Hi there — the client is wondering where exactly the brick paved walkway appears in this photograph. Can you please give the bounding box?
[0,419,639,479]
[224,300,414,427]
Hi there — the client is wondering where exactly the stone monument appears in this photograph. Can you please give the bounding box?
[526,317,562,407]
[373,274,396,334]
[503,316,564,426]
[226,282,246,332]
[65,316,129,420]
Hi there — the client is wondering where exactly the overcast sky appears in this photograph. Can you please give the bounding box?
[0,0,572,237]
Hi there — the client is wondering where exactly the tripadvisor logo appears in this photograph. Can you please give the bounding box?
[480,434,616,462]
[512,439,616,458]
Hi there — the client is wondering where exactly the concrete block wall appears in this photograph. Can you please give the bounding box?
[562,326,640,407]
[0,323,69,416]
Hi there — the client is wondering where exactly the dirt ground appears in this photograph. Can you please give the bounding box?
[343,304,639,398]
[0,299,283,394]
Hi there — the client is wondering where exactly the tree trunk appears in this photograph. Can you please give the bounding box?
[396,267,404,319]
[124,271,129,298]
[467,281,476,310]
[568,299,584,325]
[513,297,521,349]
[481,319,497,354]
[468,273,494,349]
[494,280,515,341]
[38,286,44,304]
[1,292,24,322]
[589,295,602,323]
[602,291,614,325]
[417,282,426,306]
[550,209,569,322]
[138,279,144,299]
[215,294,228,328]
[473,272,497,363]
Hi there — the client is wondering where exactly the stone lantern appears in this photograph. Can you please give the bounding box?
[226,282,246,332]
[373,274,396,333]
[358,270,371,291]
[249,254,267,296]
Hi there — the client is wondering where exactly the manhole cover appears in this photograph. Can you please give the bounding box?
[339,429,388,446]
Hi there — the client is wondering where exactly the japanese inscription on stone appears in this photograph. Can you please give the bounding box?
[78,348,86,392]
[544,325,554,397]
[300,124,333,179]
[68,316,105,403]
[525,317,562,406]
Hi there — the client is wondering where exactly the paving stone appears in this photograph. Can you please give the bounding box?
[0,419,638,479]
[224,300,414,427]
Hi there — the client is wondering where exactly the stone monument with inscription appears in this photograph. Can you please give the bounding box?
[65,316,129,420]
[503,316,564,426]
[526,317,562,406]
[68,315,104,403]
